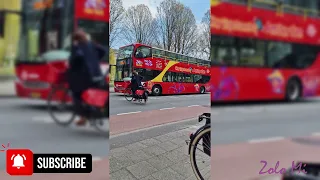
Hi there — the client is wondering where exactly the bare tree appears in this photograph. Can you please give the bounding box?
[198,9,210,60]
[155,0,198,56]
[110,0,125,47]
[121,4,156,45]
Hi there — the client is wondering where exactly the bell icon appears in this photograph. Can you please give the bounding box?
[12,154,25,169]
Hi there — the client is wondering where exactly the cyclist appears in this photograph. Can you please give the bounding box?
[131,71,144,101]
[67,28,107,126]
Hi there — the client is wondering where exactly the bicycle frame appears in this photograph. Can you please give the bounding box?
[187,113,211,155]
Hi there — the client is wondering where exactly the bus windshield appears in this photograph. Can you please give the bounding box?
[18,0,109,63]
[117,45,134,60]
[18,0,73,62]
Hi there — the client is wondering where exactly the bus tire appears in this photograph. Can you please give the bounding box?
[152,85,162,96]
[200,86,205,94]
[285,78,301,102]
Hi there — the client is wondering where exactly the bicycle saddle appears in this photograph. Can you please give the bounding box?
[198,113,211,122]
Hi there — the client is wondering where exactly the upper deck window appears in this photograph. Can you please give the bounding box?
[211,35,320,69]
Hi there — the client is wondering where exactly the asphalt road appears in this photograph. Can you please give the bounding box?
[110,92,210,115]
[0,98,109,170]
[211,97,320,144]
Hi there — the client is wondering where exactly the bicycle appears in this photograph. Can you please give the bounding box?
[186,113,211,180]
[47,77,109,136]
[123,84,148,103]
[282,162,320,180]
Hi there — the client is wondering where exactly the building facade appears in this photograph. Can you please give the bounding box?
[0,0,22,76]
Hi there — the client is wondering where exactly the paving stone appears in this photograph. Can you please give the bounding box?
[125,150,154,163]
[126,161,158,179]
[110,168,137,180]
[157,141,179,152]
[154,134,171,142]
[139,138,162,146]
[109,156,134,173]
[163,148,189,162]
[146,155,175,170]
[124,142,148,152]
[170,159,194,178]
[142,145,167,156]
[151,167,185,180]
[170,136,188,146]
[110,147,130,158]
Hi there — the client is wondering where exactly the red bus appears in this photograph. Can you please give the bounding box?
[210,0,320,102]
[15,0,109,100]
[114,43,211,96]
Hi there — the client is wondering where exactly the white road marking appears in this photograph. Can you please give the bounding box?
[160,107,175,110]
[116,111,141,116]
[311,132,320,136]
[188,105,200,107]
[32,116,53,123]
[248,137,285,144]
[92,156,102,162]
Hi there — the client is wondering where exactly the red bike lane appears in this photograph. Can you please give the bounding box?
[110,106,210,135]
[211,135,320,180]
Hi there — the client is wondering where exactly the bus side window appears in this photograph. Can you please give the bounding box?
[238,38,265,67]
[162,72,171,82]
[194,75,202,83]
[135,46,152,58]
[185,73,192,82]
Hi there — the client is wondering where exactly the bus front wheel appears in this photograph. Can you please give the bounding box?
[285,78,301,102]
[152,85,162,96]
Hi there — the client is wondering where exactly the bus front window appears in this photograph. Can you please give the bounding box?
[115,45,134,81]
[18,0,73,62]
[117,45,134,60]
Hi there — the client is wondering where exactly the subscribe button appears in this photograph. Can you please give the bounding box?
[6,149,92,176]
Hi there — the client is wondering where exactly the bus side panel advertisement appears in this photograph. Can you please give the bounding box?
[210,2,320,45]
[75,0,109,21]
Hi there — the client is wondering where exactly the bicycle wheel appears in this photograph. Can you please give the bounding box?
[190,127,211,180]
[124,88,133,101]
[92,117,109,137]
[48,86,76,126]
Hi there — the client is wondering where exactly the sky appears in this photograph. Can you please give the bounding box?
[114,0,209,48]
[122,0,209,24]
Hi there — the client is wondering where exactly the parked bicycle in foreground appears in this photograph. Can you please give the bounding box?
[187,113,211,180]
[282,162,320,180]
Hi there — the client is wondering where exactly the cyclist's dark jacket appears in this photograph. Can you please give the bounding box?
[68,42,106,96]
[131,74,143,93]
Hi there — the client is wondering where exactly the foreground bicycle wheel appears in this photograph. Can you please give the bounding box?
[190,127,211,180]
[48,86,76,126]
[124,88,133,101]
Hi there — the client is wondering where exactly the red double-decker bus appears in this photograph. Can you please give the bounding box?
[15,0,109,100]
[114,43,211,96]
[210,0,320,102]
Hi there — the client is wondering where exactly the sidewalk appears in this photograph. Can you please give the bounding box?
[109,122,210,180]
[0,78,15,97]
